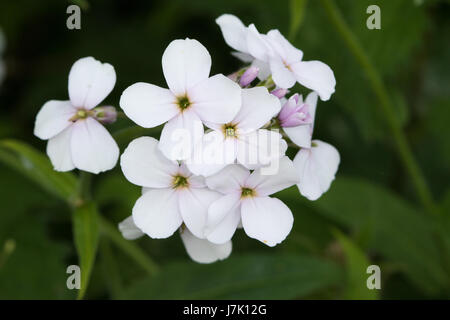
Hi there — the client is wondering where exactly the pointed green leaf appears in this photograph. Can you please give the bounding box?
[333,230,379,300]
[0,139,77,202]
[72,201,100,299]
[122,254,343,299]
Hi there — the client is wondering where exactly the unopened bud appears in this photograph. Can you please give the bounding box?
[239,66,259,87]
[271,88,288,99]
[93,106,117,124]
[278,94,312,127]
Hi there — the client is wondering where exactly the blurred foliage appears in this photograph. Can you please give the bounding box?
[0,0,449,299]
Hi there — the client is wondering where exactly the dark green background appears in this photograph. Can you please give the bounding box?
[0,0,449,299]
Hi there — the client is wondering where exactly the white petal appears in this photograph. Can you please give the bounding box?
[252,59,271,80]
[270,57,297,89]
[236,129,285,169]
[68,57,116,109]
[46,126,75,172]
[216,14,248,53]
[206,193,241,230]
[231,51,254,63]
[305,91,319,133]
[293,140,340,200]
[162,39,211,96]
[283,126,311,148]
[189,74,241,124]
[177,187,221,239]
[34,100,76,140]
[234,87,280,131]
[119,82,178,128]
[158,110,204,160]
[70,117,119,174]
[246,24,272,62]
[180,227,232,264]
[187,130,237,177]
[206,195,241,244]
[133,188,182,239]
[241,196,293,246]
[266,29,303,64]
[291,60,336,101]
[246,156,299,196]
[118,216,144,240]
[206,164,250,194]
[120,136,178,188]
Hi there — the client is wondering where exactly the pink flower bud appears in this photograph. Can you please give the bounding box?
[239,66,259,87]
[93,106,117,124]
[278,94,312,127]
[271,88,288,99]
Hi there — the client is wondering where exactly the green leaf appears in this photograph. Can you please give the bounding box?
[0,167,74,299]
[121,254,343,299]
[289,0,308,40]
[300,176,449,296]
[333,230,379,300]
[0,139,77,202]
[72,202,100,299]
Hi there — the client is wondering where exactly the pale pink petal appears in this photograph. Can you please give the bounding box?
[283,91,318,148]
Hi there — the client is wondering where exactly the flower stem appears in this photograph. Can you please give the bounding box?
[319,0,438,215]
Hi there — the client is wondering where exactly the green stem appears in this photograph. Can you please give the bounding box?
[98,215,159,276]
[319,0,437,215]
[100,238,123,299]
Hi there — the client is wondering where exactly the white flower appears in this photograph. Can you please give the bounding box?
[205,157,299,247]
[216,14,336,101]
[118,216,231,264]
[187,87,285,176]
[283,92,340,200]
[120,38,241,161]
[216,14,273,80]
[33,57,119,174]
[120,136,221,239]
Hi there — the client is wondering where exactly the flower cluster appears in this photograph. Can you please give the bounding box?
[34,14,340,263]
